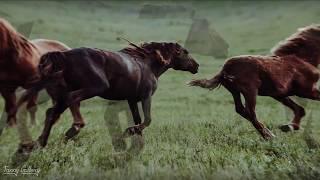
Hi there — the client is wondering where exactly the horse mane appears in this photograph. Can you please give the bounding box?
[120,41,179,61]
[0,18,35,58]
[271,24,320,66]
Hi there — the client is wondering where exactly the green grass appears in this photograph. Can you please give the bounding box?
[0,1,319,179]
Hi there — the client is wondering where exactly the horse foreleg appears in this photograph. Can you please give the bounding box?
[1,89,17,127]
[128,100,142,125]
[274,97,305,132]
[242,90,275,140]
[123,97,151,137]
[105,101,127,151]
[141,96,152,128]
[26,93,38,126]
[37,101,67,147]
[65,102,85,140]
[123,100,143,137]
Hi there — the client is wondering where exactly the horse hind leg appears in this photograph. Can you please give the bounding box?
[105,101,128,151]
[224,84,275,139]
[37,101,68,147]
[1,90,18,127]
[64,86,109,139]
[227,88,249,119]
[242,89,275,140]
[273,97,305,132]
[65,102,85,140]
[122,100,143,138]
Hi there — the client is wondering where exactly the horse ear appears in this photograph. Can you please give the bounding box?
[155,50,170,65]
[173,43,182,54]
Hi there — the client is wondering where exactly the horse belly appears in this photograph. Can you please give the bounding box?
[258,71,294,96]
[100,89,140,100]
[100,79,141,100]
[258,81,292,96]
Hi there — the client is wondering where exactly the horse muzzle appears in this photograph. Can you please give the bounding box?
[191,63,199,74]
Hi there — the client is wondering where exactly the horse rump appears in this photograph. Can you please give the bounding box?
[17,51,67,108]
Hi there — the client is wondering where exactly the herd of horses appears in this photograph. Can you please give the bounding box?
[0,17,319,152]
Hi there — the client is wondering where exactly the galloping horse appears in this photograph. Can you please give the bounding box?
[189,24,320,139]
[19,42,199,147]
[0,18,70,128]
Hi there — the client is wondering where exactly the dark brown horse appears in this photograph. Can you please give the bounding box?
[0,18,70,128]
[19,41,199,147]
[189,24,320,139]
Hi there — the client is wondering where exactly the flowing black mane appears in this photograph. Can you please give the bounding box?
[120,41,180,61]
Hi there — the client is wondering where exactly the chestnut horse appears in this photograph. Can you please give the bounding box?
[0,18,70,128]
[19,42,199,147]
[189,24,320,139]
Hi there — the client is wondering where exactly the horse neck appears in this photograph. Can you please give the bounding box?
[296,54,320,67]
[146,60,170,78]
[146,47,173,78]
[0,32,37,60]
[120,50,170,78]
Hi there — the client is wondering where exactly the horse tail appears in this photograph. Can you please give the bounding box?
[17,51,66,108]
[188,72,224,90]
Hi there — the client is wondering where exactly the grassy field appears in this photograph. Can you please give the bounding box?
[0,1,320,179]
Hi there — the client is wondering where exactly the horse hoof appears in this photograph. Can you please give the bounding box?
[123,126,143,138]
[112,138,127,152]
[7,121,17,128]
[37,138,47,148]
[122,127,136,138]
[65,126,81,140]
[279,124,299,132]
[262,128,275,140]
[17,141,39,155]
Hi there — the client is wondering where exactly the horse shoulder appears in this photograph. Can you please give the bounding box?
[137,63,157,96]
[110,52,142,76]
